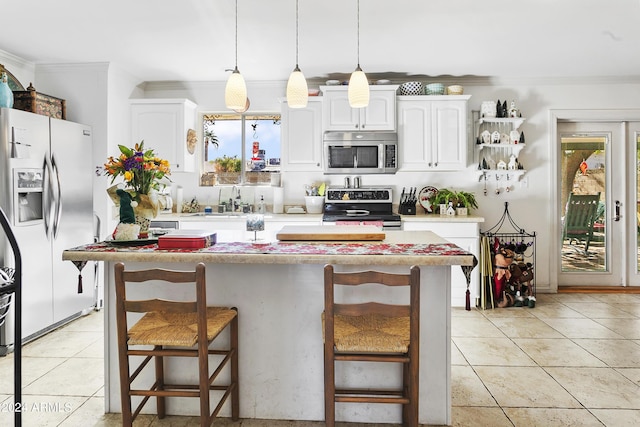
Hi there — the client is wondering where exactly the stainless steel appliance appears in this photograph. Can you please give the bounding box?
[0,108,97,350]
[323,131,398,174]
[322,187,402,230]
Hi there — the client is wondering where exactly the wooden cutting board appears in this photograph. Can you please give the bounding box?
[276,225,386,241]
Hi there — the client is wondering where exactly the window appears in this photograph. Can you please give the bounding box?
[201,113,281,186]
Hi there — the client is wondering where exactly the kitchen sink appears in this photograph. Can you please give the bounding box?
[179,213,273,219]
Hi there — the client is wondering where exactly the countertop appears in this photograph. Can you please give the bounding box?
[63,230,476,267]
[156,212,484,223]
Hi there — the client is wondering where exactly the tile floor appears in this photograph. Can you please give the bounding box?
[1,292,639,426]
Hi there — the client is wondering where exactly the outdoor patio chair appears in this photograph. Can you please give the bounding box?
[562,192,601,253]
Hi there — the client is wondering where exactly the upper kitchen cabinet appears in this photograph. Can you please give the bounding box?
[280,97,323,171]
[397,95,471,171]
[320,85,398,131]
[130,99,197,173]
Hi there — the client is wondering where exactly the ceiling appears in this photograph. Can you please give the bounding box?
[1,0,640,84]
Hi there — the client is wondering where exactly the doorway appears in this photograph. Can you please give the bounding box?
[554,116,640,288]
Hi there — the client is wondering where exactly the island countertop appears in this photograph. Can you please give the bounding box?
[63,229,476,267]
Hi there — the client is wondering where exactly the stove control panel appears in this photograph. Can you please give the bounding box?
[325,188,392,203]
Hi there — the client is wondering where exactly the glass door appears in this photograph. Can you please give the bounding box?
[557,121,640,287]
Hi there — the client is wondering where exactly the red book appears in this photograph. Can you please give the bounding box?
[157,230,217,249]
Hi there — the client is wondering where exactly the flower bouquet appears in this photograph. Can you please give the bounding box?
[104,141,170,238]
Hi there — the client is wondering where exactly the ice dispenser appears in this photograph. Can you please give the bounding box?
[13,169,44,225]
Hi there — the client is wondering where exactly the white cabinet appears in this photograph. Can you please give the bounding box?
[131,99,197,173]
[321,85,398,131]
[397,95,471,171]
[280,98,323,171]
[402,218,481,307]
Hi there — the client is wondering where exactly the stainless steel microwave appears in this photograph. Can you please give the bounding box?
[323,131,398,174]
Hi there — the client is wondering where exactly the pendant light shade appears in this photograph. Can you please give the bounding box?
[225,67,247,111]
[348,0,369,108]
[286,0,308,108]
[287,66,308,108]
[225,0,248,111]
[348,65,369,108]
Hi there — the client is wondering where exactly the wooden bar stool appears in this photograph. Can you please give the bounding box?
[323,265,420,427]
[114,262,239,426]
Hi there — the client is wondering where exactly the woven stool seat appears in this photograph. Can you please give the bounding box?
[332,313,410,353]
[128,307,237,346]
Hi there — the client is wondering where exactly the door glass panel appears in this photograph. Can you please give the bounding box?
[560,135,607,272]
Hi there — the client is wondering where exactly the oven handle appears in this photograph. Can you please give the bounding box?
[345,209,370,216]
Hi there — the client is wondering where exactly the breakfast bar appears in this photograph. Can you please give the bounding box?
[63,229,476,425]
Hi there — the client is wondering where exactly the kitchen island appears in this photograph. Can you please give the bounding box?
[63,229,475,425]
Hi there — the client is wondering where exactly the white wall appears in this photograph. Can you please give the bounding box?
[140,78,640,293]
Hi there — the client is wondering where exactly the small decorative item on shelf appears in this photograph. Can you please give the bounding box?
[104,141,171,238]
[12,83,66,119]
[0,72,14,108]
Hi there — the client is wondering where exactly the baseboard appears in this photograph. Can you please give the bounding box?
[558,286,640,294]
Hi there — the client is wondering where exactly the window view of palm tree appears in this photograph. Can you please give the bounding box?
[201,113,281,186]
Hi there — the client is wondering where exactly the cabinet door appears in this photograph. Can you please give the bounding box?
[131,99,197,173]
[431,100,467,170]
[281,98,323,171]
[398,100,433,171]
[361,90,396,130]
[322,93,360,130]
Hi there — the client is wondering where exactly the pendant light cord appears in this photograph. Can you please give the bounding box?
[356,0,360,67]
[295,0,299,68]
[234,0,238,70]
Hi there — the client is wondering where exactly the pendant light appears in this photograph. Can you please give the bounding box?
[225,0,248,111]
[286,0,308,108]
[348,0,369,108]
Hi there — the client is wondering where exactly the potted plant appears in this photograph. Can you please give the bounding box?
[213,155,242,184]
[432,188,477,215]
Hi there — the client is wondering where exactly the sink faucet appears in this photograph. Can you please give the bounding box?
[231,186,241,212]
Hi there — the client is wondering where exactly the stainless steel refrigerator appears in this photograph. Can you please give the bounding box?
[0,107,97,349]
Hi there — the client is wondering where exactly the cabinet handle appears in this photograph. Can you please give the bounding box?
[428,162,432,167]
[434,162,438,167]
[355,124,359,129]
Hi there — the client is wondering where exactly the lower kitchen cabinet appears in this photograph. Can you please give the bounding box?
[403,218,482,307]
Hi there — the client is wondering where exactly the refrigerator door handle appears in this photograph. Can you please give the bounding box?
[42,154,54,239]
[51,153,62,239]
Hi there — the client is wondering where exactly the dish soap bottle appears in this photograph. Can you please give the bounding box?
[257,195,266,214]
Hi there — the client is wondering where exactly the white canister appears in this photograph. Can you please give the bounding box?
[273,187,284,214]
[175,186,183,213]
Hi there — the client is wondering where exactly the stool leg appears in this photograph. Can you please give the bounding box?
[154,347,166,418]
[230,313,240,420]
[118,351,133,426]
[324,346,335,427]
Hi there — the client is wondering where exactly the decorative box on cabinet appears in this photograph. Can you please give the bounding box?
[320,85,398,131]
[130,99,197,172]
[280,97,323,171]
[475,117,526,181]
[13,83,66,119]
[397,95,471,171]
